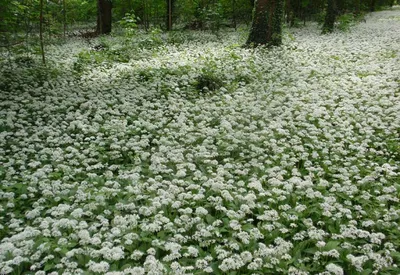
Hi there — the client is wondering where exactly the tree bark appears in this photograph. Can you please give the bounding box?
[63,0,66,39]
[166,0,172,31]
[97,0,112,34]
[285,0,291,24]
[39,0,46,64]
[246,0,284,47]
[232,0,237,30]
[142,0,149,31]
[322,0,336,34]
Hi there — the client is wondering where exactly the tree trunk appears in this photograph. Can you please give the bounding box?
[63,0,66,39]
[232,0,237,30]
[97,0,112,34]
[39,0,46,64]
[322,0,336,34]
[166,0,172,31]
[246,0,284,47]
[143,0,149,31]
[285,0,291,24]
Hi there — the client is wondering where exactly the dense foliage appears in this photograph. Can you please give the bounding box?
[0,0,396,43]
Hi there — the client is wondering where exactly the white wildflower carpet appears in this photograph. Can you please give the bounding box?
[0,7,399,275]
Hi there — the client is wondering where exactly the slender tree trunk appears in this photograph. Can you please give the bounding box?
[143,0,149,31]
[63,0,66,39]
[97,0,112,34]
[232,0,237,30]
[46,3,51,39]
[285,0,291,24]
[166,0,172,31]
[246,0,284,47]
[322,0,336,33]
[39,0,46,64]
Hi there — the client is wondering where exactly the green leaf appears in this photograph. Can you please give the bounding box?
[324,241,341,251]
[304,247,317,254]
[76,254,87,266]
[206,214,215,224]
[242,223,254,231]
[44,263,54,271]
[360,269,373,275]
[391,251,400,261]
[157,231,166,239]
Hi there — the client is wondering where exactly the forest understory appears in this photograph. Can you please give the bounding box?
[0,7,400,275]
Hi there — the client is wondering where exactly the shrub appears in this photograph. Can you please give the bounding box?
[337,13,356,32]
[119,11,138,36]
[14,55,36,67]
[195,69,223,92]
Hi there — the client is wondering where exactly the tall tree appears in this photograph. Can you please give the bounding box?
[39,0,46,64]
[322,0,336,33]
[166,0,173,31]
[97,0,112,34]
[232,0,237,30]
[63,0,66,39]
[246,0,284,47]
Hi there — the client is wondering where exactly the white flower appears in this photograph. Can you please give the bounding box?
[87,261,110,273]
[240,251,253,263]
[100,246,125,261]
[176,169,186,178]
[326,263,344,275]
[123,267,145,275]
[219,255,245,272]
[1,266,14,274]
[347,254,368,272]
[195,207,208,216]
[195,259,208,269]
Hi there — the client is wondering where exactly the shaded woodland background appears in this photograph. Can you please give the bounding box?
[0,0,396,50]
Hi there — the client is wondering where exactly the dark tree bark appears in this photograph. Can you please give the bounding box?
[63,0,66,39]
[285,0,291,24]
[142,0,149,31]
[322,0,336,34]
[246,0,284,47]
[39,0,46,64]
[232,0,237,30]
[97,0,112,34]
[166,0,173,31]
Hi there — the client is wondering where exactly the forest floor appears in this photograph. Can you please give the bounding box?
[0,7,399,275]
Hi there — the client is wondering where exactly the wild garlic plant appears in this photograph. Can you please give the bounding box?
[0,8,399,275]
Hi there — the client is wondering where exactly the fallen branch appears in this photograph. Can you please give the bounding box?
[0,40,24,48]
